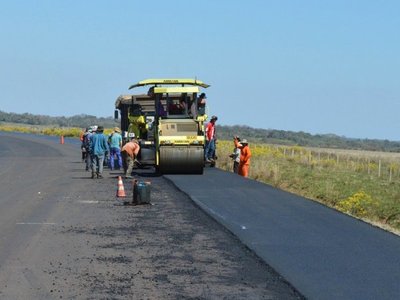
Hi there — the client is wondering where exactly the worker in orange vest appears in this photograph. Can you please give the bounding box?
[234,137,251,177]
[121,133,141,179]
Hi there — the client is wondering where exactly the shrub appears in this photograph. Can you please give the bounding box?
[336,191,379,218]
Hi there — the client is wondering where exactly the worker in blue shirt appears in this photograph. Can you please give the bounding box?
[108,127,123,170]
[90,125,109,179]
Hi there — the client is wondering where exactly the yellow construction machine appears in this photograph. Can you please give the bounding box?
[114,78,210,174]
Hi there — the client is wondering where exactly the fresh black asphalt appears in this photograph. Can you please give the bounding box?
[165,169,400,300]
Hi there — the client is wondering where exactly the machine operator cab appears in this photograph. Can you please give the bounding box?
[133,79,209,121]
[124,78,210,174]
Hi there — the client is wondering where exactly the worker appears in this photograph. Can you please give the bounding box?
[128,104,146,138]
[229,136,241,174]
[197,92,207,115]
[205,115,218,162]
[89,125,109,179]
[234,137,251,177]
[79,128,85,141]
[80,128,87,162]
[83,127,93,171]
[108,127,123,171]
[169,98,186,114]
[190,92,207,118]
[121,133,141,179]
[180,98,188,114]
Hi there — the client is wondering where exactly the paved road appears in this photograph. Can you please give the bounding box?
[0,132,302,299]
[166,170,400,300]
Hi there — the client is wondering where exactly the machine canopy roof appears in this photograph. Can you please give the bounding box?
[129,78,210,90]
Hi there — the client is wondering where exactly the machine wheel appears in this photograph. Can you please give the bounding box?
[158,146,204,174]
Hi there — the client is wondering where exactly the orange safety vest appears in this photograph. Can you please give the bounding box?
[234,140,251,177]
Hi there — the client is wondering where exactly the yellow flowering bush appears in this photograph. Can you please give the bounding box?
[0,125,41,133]
[336,191,379,218]
[0,125,115,139]
[42,127,82,137]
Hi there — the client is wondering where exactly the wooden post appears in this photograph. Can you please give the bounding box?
[389,166,392,182]
[378,160,381,177]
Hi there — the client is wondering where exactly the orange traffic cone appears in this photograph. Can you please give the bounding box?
[116,176,126,198]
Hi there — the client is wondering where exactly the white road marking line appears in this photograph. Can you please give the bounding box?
[78,200,99,204]
[16,223,56,225]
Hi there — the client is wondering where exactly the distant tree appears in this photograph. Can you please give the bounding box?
[0,111,118,129]
[216,124,400,152]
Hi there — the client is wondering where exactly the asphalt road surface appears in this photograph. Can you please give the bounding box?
[166,170,400,300]
[0,132,303,299]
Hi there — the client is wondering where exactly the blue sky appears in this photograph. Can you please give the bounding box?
[0,1,399,140]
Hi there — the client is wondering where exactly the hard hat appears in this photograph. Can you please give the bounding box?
[241,139,248,144]
[211,115,218,121]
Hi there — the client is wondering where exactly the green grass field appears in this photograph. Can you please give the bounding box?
[217,140,400,233]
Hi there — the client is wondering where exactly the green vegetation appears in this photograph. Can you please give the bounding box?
[0,110,118,128]
[0,123,113,137]
[218,125,400,152]
[217,141,400,233]
[0,111,118,137]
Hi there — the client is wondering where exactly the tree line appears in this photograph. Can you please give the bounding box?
[217,125,400,152]
[1,110,399,152]
[0,111,118,128]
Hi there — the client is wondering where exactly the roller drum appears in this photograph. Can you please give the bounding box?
[159,146,204,174]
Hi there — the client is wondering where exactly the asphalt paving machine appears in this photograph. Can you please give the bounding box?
[115,78,210,174]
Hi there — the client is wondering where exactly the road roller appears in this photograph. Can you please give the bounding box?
[114,78,210,174]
